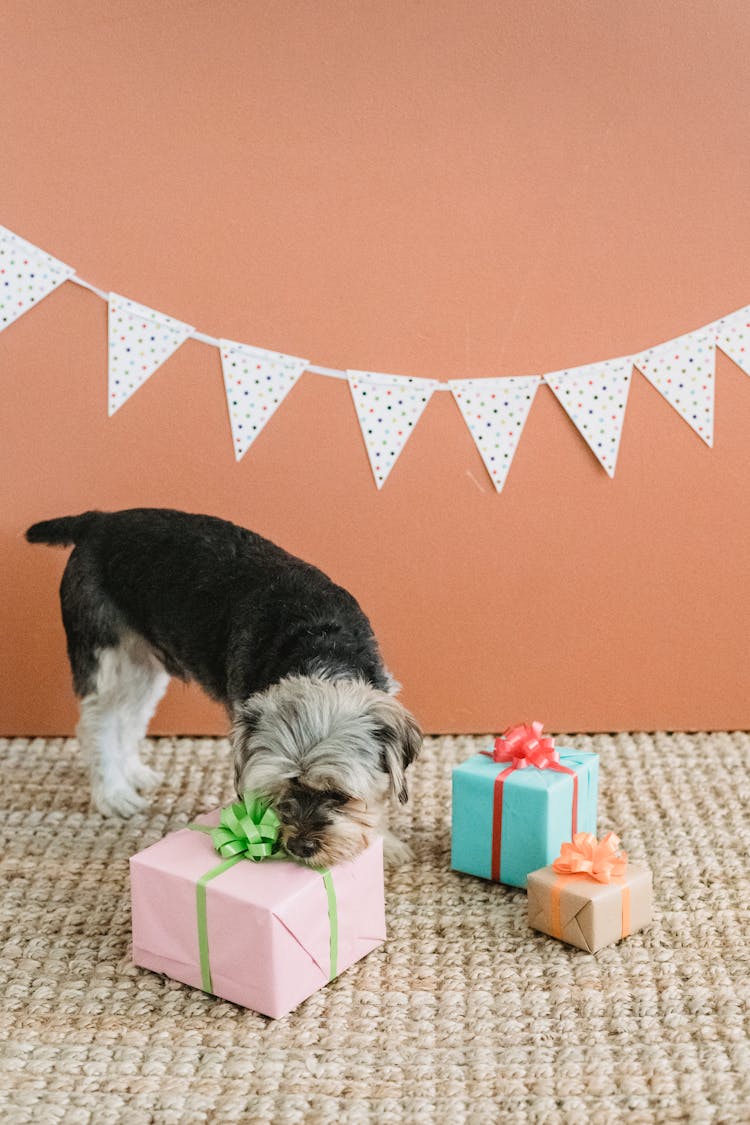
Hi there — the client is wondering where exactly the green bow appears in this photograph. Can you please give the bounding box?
[190,792,281,861]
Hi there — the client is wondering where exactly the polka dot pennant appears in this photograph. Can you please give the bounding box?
[347,371,438,489]
[544,357,633,478]
[711,304,750,378]
[449,376,541,492]
[0,224,75,334]
[220,339,309,461]
[634,330,715,447]
[108,293,194,416]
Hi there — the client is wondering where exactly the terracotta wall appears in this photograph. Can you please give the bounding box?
[3,0,749,736]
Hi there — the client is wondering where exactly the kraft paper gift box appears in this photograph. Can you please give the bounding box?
[451,722,598,888]
[527,832,653,953]
[130,797,386,1019]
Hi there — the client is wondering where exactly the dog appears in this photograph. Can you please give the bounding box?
[26,508,422,866]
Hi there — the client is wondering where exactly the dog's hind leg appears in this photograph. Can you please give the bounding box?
[61,549,166,816]
[75,641,150,816]
[79,638,170,815]
[116,635,170,796]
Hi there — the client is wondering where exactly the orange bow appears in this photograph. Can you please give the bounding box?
[553,832,628,884]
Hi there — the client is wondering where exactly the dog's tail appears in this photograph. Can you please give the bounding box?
[25,511,100,547]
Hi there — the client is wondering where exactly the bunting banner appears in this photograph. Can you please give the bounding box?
[220,340,310,461]
[634,330,715,447]
[1,222,747,490]
[544,357,633,478]
[449,376,541,492]
[0,224,75,334]
[108,293,194,415]
[347,372,437,488]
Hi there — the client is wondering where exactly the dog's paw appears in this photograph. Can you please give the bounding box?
[124,758,163,794]
[382,830,413,867]
[91,779,148,818]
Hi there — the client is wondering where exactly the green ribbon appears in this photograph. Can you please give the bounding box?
[195,854,245,993]
[320,867,338,982]
[189,793,339,995]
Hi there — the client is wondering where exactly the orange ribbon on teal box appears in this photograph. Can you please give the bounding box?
[450,722,599,888]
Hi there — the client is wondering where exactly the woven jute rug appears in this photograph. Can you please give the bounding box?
[1,732,749,1124]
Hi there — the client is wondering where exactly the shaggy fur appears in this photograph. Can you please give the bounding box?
[26,508,422,864]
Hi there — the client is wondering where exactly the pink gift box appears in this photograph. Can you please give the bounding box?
[130,810,386,1019]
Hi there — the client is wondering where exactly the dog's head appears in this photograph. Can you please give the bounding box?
[231,674,422,866]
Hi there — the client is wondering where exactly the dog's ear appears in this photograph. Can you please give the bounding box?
[371,694,423,804]
[231,697,264,792]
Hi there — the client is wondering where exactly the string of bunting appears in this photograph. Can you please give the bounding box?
[2,223,748,490]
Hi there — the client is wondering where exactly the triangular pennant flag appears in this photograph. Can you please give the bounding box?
[449,376,541,491]
[711,304,750,377]
[634,330,715,446]
[108,293,194,415]
[347,371,437,488]
[544,357,633,478]
[0,225,75,334]
[220,339,309,460]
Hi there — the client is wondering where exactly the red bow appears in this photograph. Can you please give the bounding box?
[485,721,558,768]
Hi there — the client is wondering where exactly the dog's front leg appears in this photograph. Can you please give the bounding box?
[381,829,414,866]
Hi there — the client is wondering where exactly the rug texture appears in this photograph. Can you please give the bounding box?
[1,732,749,1124]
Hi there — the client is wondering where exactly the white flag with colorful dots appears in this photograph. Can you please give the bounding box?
[712,305,750,378]
[348,371,437,488]
[220,339,309,460]
[108,293,194,415]
[0,225,75,334]
[544,358,633,477]
[634,330,715,446]
[449,376,541,491]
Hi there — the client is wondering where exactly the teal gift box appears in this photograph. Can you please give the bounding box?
[451,725,598,888]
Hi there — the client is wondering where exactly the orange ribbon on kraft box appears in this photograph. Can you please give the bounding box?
[527,832,653,954]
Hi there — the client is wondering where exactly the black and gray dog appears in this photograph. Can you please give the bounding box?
[27,508,422,866]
